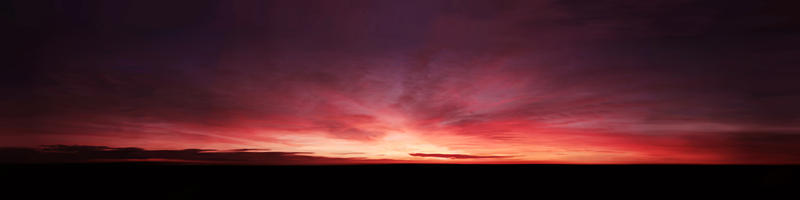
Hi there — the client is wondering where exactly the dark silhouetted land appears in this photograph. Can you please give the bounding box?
[2,163,798,198]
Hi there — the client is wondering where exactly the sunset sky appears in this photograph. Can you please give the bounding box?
[3,0,800,164]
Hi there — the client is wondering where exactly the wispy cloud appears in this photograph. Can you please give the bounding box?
[409,153,511,159]
[0,145,394,165]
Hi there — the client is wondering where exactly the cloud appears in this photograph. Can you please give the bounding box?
[0,145,392,165]
[409,153,511,159]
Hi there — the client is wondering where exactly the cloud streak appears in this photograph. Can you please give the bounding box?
[0,145,392,165]
[409,153,511,159]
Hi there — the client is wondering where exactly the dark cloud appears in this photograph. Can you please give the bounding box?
[409,153,511,159]
[0,145,387,165]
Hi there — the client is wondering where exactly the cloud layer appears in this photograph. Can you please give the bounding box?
[0,145,390,165]
[409,153,511,159]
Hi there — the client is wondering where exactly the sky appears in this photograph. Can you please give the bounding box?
[3,0,800,164]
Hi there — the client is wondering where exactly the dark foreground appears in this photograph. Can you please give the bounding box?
[2,163,798,197]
